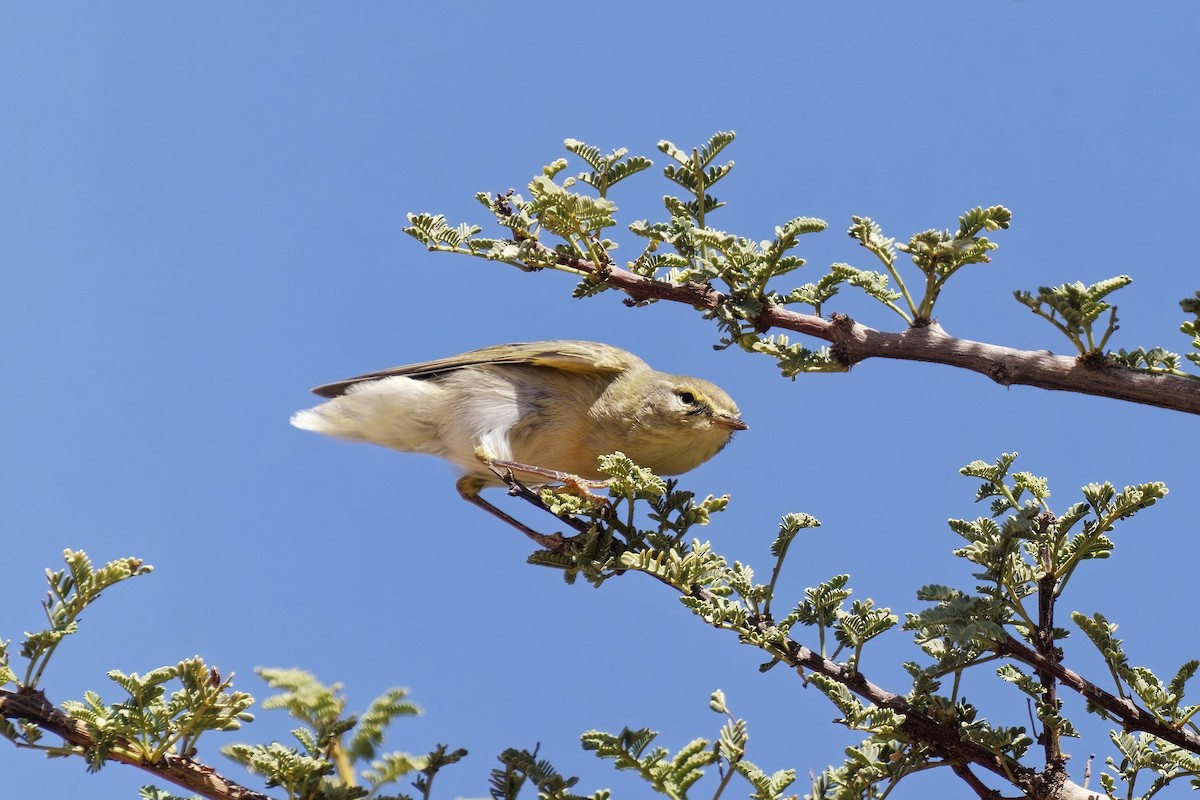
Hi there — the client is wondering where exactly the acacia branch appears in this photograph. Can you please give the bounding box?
[717,589,1104,800]
[0,687,271,800]
[566,538,1042,794]
[539,247,1200,416]
[511,501,1117,799]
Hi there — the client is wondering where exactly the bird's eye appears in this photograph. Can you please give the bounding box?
[677,391,696,405]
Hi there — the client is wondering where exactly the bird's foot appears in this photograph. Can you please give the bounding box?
[485,459,610,505]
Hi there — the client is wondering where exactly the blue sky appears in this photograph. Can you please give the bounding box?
[3,3,1199,798]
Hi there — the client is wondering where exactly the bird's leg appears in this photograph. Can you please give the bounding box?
[455,475,566,552]
[484,459,611,505]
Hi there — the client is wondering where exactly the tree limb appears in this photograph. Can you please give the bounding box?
[0,687,272,800]
[540,247,1200,415]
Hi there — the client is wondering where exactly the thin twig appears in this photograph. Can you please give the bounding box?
[951,762,1001,800]
[998,635,1200,753]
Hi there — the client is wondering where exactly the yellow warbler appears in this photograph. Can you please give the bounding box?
[291,340,745,533]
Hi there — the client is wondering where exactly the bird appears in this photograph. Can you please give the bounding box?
[291,340,746,541]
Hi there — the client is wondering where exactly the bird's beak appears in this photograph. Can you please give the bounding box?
[715,415,748,431]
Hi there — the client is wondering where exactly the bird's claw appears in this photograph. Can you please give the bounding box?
[486,459,610,506]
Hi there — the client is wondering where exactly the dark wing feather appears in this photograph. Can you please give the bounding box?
[310,340,641,398]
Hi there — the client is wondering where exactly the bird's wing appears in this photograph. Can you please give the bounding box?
[309,340,642,398]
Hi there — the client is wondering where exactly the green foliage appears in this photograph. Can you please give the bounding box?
[404,213,496,258]
[1110,346,1186,375]
[763,512,822,620]
[809,662,1032,798]
[1074,611,1200,733]
[1102,730,1200,800]
[1014,275,1132,356]
[925,454,1167,649]
[2,554,159,772]
[488,745,607,800]
[893,454,1195,795]
[1106,292,1200,379]
[404,134,1020,379]
[833,600,900,673]
[750,334,843,377]
[221,741,337,799]
[1180,291,1200,368]
[806,735,956,800]
[20,548,153,689]
[529,452,733,586]
[0,640,14,688]
[1014,285,1200,379]
[139,786,200,800]
[787,574,852,658]
[579,690,795,800]
[807,675,904,739]
[2,446,1192,800]
[348,687,422,763]
[526,176,619,243]
[408,744,469,800]
[222,668,442,800]
[849,206,1011,324]
[581,727,715,799]
[562,139,653,198]
[60,658,254,772]
[824,263,902,316]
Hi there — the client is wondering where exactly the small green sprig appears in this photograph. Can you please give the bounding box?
[20,549,152,690]
[920,454,1166,647]
[1181,292,1200,367]
[0,641,15,689]
[580,691,795,800]
[1073,611,1200,732]
[1014,275,1132,356]
[581,726,714,800]
[61,659,254,772]
[405,139,650,288]
[749,334,842,377]
[562,138,653,199]
[848,205,1012,324]
[1102,292,1200,379]
[489,744,605,800]
[222,668,447,800]
[1101,730,1200,800]
[1110,346,1187,375]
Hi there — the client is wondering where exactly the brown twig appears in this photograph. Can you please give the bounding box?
[0,687,272,800]
[1035,554,1061,764]
[951,762,1002,799]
